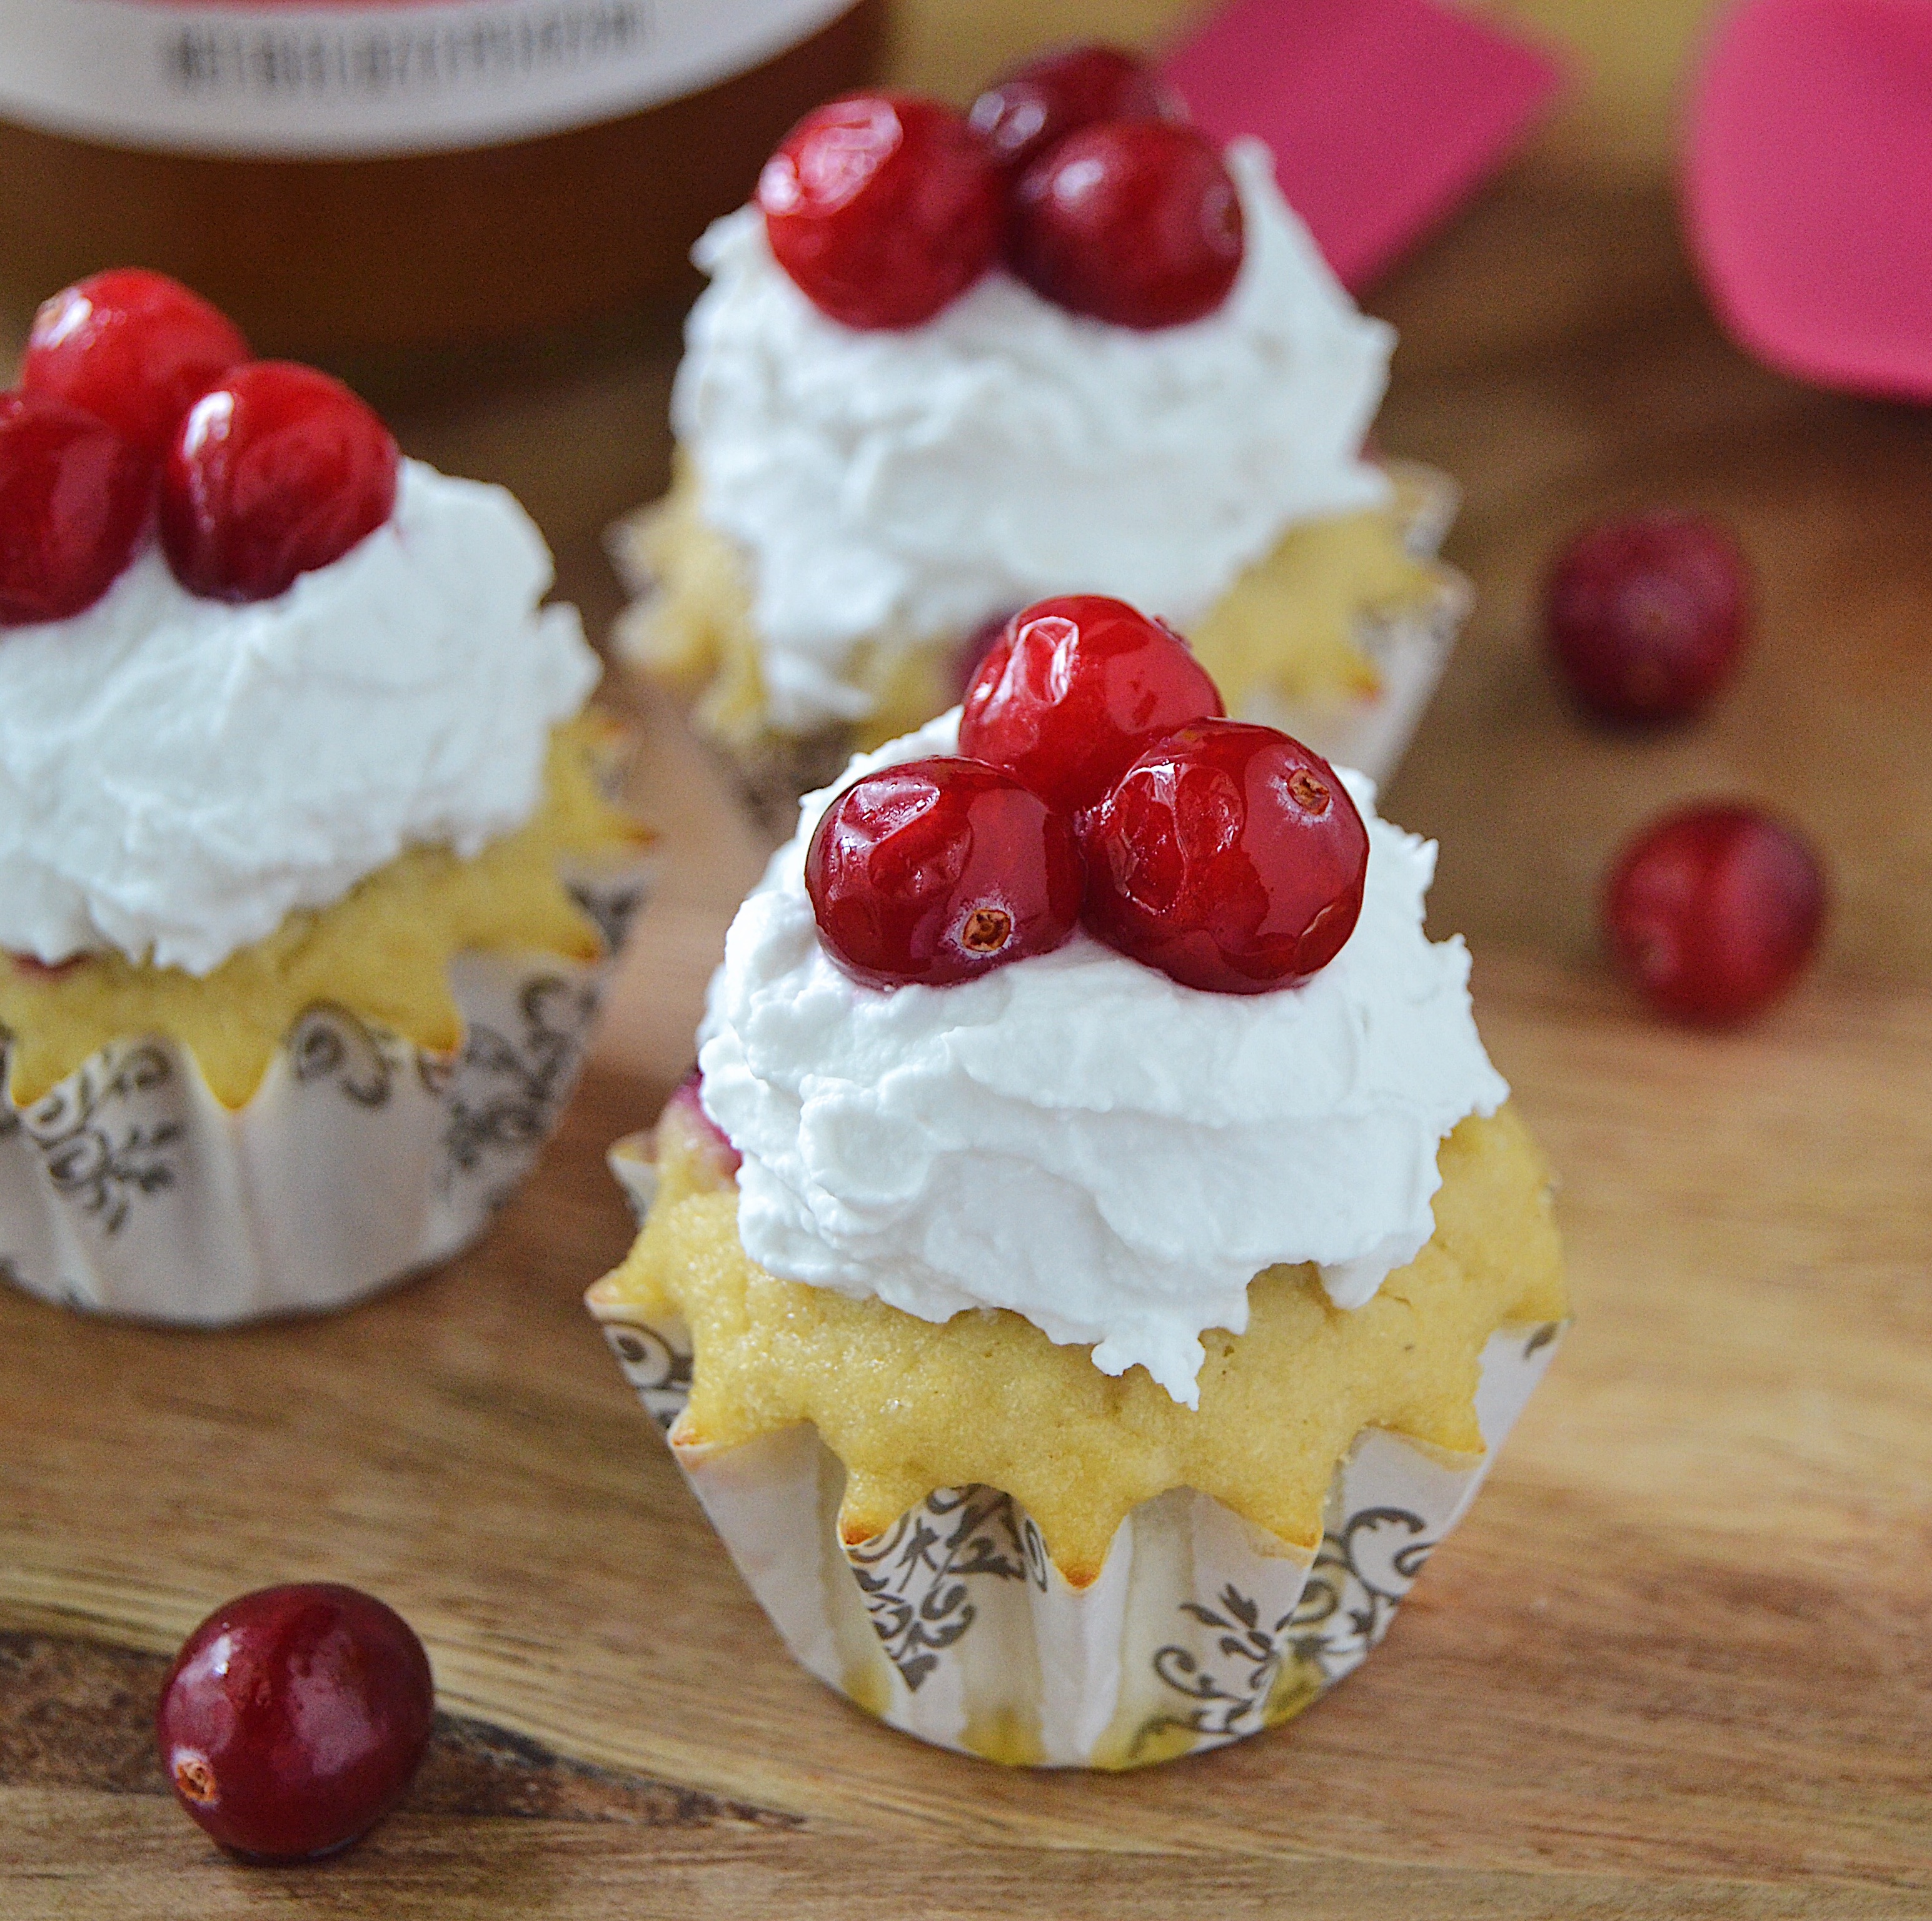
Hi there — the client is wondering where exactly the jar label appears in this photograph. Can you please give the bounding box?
[0,0,856,157]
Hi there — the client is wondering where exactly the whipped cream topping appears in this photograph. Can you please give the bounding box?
[698,712,1508,1407]
[673,139,1394,732]
[0,460,601,975]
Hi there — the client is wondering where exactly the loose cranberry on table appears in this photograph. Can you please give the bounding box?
[22,268,249,461]
[0,392,152,627]
[159,361,400,603]
[1083,720,1369,994]
[1009,120,1244,329]
[1545,511,1751,723]
[807,757,1084,989]
[156,1582,435,1863]
[758,93,1002,330]
[1604,804,1826,1024]
[968,43,1181,174]
[960,594,1223,814]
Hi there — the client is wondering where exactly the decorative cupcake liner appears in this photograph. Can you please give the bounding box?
[611,460,1467,832]
[593,1132,1562,1770]
[1232,460,1470,787]
[0,860,651,1326]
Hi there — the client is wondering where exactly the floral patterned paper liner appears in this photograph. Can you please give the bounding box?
[0,860,651,1326]
[594,1131,1562,1770]
[610,460,1469,833]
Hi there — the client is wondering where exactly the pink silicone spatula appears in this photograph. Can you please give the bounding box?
[1686,0,1932,400]
[1161,0,1566,293]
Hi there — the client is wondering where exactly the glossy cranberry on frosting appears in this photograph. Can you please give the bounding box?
[959,594,1223,814]
[1082,720,1369,993]
[0,391,152,627]
[759,94,1003,330]
[1010,120,1245,330]
[160,361,400,604]
[968,43,1182,174]
[23,268,249,461]
[807,755,1084,988]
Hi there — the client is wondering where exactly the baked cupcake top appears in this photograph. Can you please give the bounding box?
[699,698,1506,1408]
[672,136,1391,734]
[0,272,600,977]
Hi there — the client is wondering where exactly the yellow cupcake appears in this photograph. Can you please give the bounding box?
[613,130,1466,822]
[589,695,1561,1768]
[614,458,1462,820]
[2,718,644,1112]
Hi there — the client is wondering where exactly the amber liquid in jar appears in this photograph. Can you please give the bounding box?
[0,0,882,357]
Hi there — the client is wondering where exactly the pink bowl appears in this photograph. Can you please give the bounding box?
[1685,0,1932,400]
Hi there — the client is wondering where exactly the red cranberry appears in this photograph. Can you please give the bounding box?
[1546,512,1751,723]
[1010,120,1244,329]
[952,607,1019,701]
[22,269,249,461]
[959,595,1224,815]
[0,392,152,627]
[807,756,1084,989]
[664,1069,741,1178]
[1083,721,1367,993]
[1604,804,1825,1024]
[8,952,87,981]
[159,362,399,603]
[759,94,1002,330]
[156,1583,435,1863]
[968,44,1181,174]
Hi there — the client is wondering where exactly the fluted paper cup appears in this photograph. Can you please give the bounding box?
[591,1131,1562,1770]
[0,859,651,1326]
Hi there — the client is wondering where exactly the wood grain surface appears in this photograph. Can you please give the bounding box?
[4,12,1932,1916]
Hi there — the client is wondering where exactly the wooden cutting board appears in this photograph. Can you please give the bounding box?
[5,51,1932,1921]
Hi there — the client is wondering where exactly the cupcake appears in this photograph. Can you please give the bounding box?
[0,270,651,1324]
[611,48,1466,823]
[590,597,1563,1768]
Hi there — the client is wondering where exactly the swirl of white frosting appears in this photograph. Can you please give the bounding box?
[673,139,1394,733]
[0,460,601,975]
[698,712,1509,1407]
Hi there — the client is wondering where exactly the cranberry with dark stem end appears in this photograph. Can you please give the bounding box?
[1545,512,1751,723]
[1603,804,1826,1024]
[968,44,1182,174]
[156,1582,435,1863]
[159,362,399,603]
[807,756,1084,989]
[1082,720,1368,994]
[23,269,250,461]
[758,94,1002,330]
[959,595,1224,815]
[1010,120,1244,330]
[0,393,153,627]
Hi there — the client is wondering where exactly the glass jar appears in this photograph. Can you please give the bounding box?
[0,0,882,355]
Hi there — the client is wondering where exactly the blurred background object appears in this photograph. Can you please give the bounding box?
[889,0,1729,178]
[0,1,1778,363]
[0,0,884,357]
[1684,0,1932,402]
[1162,0,1566,293]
